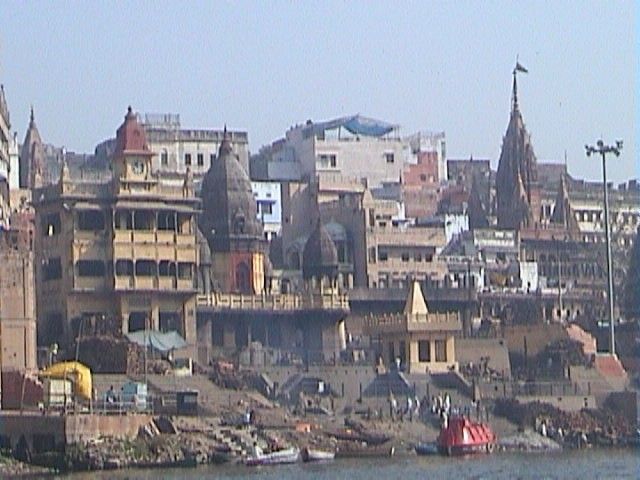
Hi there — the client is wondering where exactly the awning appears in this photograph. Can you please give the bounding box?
[127,330,187,352]
[306,115,396,138]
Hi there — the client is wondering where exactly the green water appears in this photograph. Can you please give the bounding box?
[57,448,639,479]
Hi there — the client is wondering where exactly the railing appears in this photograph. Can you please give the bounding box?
[197,292,350,311]
[512,381,591,397]
[364,312,461,332]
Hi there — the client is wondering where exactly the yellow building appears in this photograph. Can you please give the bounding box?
[364,281,461,373]
[33,108,200,355]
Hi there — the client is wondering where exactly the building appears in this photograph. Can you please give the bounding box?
[33,107,200,355]
[259,115,405,190]
[196,219,349,366]
[19,108,48,190]
[0,85,11,224]
[200,130,267,294]
[140,113,249,181]
[251,181,282,242]
[0,241,37,372]
[495,71,541,230]
[364,280,461,373]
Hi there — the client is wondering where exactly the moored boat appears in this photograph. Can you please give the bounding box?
[245,446,300,466]
[301,447,335,462]
[415,442,438,455]
[335,442,395,458]
[437,415,497,456]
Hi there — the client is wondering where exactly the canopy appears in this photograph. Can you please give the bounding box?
[127,330,187,352]
[40,361,92,401]
[307,115,396,138]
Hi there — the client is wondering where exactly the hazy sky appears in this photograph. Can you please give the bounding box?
[0,1,637,182]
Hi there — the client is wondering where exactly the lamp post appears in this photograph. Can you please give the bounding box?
[585,139,622,356]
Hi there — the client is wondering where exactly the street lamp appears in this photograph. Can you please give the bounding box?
[585,139,622,356]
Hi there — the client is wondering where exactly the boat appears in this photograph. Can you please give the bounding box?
[301,447,335,462]
[328,428,391,445]
[437,415,497,456]
[415,442,439,455]
[335,442,395,458]
[245,447,300,466]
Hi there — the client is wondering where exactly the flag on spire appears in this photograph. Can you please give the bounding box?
[515,62,528,73]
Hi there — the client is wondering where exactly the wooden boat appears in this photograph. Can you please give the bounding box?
[415,442,439,455]
[437,415,497,456]
[328,428,391,445]
[335,442,395,458]
[245,447,300,466]
[301,447,335,462]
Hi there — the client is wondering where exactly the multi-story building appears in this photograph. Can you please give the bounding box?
[251,181,282,241]
[33,107,200,355]
[140,113,249,181]
[0,85,11,224]
[260,114,405,191]
[0,238,37,372]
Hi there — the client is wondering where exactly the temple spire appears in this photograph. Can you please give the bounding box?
[511,70,519,113]
[30,105,35,125]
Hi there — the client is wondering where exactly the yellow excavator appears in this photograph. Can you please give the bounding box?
[40,361,93,403]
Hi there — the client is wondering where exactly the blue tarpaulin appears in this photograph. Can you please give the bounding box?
[307,115,396,137]
[127,330,187,352]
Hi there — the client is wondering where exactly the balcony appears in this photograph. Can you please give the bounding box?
[197,292,350,312]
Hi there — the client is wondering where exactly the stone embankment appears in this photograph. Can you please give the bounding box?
[0,454,52,477]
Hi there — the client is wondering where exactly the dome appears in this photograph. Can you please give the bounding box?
[302,220,339,280]
[200,128,264,252]
[324,220,347,242]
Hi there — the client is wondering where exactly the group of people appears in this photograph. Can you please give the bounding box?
[388,393,422,422]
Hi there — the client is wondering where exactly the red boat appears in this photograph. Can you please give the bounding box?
[437,415,497,456]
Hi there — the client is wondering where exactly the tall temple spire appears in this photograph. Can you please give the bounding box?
[30,105,35,124]
[511,70,519,113]
[496,61,539,231]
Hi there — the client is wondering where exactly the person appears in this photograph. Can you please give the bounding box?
[390,395,398,420]
[106,385,116,404]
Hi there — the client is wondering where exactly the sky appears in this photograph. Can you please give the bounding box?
[0,1,637,182]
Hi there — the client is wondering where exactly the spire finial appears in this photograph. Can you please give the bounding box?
[511,59,528,113]
[30,105,35,123]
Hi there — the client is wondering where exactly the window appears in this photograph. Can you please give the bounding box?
[184,153,192,166]
[161,150,168,166]
[415,253,422,262]
[318,154,337,168]
[159,260,176,277]
[77,260,105,277]
[259,202,273,215]
[401,253,410,262]
[418,340,431,362]
[157,211,176,231]
[197,153,204,166]
[135,260,156,276]
[435,339,447,362]
[115,259,133,276]
[178,262,194,280]
[420,174,427,182]
[77,211,105,231]
[43,258,62,281]
[385,153,394,164]
[210,153,216,165]
[378,251,388,261]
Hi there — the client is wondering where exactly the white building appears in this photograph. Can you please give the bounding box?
[0,85,11,223]
[265,115,406,190]
[251,181,282,241]
[140,113,249,182]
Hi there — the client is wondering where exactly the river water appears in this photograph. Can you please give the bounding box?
[60,449,639,480]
